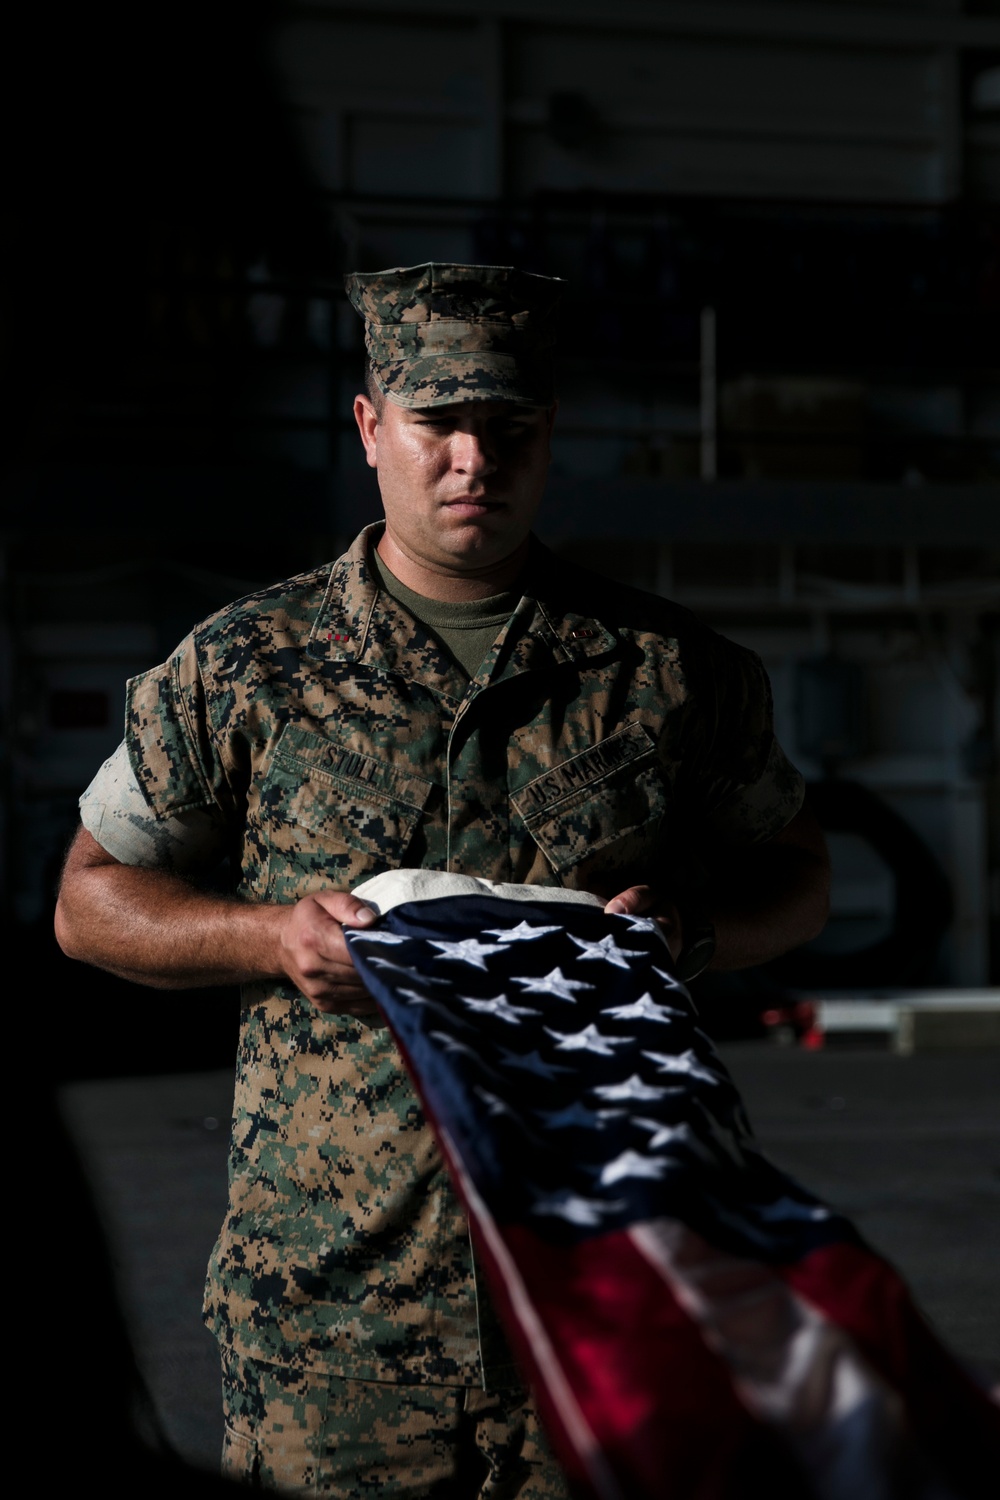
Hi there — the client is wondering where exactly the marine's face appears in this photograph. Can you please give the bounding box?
[353,395,555,590]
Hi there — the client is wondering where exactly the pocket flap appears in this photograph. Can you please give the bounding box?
[510,723,665,876]
[263,725,437,855]
[511,722,657,823]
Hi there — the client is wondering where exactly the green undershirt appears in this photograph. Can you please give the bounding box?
[370,548,522,679]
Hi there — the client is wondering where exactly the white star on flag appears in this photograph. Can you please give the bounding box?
[529,1188,626,1226]
[429,1030,492,1062]
[631,1117,703,1153]
[397,989,462,1024]
[567,933,648,969]
[642,1048,722,1086]
[634,1118,715,1165]
[591,1074,674,1103]
[458,993,541,1024]
[544,1024,634,1056]
[494,1045,574,1077]
[536,1101,611,1130]
[474,1085,518,1118]
[513,967,595,1001]
[598,1150,677,1186]
[603,993,684,1024]
[652,965,686,991]
[474,1087,542,1141]
[621,916,671,947]
[428,937,506,970]
[484,921,562,943]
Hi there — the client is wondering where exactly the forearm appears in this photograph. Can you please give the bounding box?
[55,860,287,988]
[605,805,830,974]
[55,824,377,1011]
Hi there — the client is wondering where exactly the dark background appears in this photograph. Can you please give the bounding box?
[5,0,999,1077]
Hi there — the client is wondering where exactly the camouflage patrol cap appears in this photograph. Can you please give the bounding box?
[345,262,563,409]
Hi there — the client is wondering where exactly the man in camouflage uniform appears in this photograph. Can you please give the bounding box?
[56,263,829,1497]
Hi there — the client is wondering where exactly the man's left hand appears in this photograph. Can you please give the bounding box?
[603,886,683,961]
[601,806,830,976]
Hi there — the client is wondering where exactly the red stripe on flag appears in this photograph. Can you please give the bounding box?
[782,1242,1000,1489]
[496,1222,802,1500]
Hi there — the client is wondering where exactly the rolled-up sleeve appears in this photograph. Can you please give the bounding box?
[80,631,238,872]
[125,634,225,817]
[80,740,229,872]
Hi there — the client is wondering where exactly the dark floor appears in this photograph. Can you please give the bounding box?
[59,1044,1000,1475]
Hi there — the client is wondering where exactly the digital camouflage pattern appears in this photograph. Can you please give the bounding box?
[221,1350,570,1498]
[344,263,562,409]
[124,523,803,1386]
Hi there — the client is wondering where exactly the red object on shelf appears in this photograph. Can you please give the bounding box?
[759,999,818,1045]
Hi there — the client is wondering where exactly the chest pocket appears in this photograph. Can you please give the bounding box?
[259,724,437,900]
[510,722,667,887]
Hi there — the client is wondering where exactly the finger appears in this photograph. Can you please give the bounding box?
[311,890,377,928]
[604,885,656,917]
[279,893,379,1007]
[296,960,377,1007]
[292,916,352,970]
[289,897,371,965]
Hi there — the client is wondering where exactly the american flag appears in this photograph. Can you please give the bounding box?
[345,882,999,1499]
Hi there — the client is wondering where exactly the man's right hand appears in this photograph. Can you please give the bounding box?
[56,824,382,1019]
[276,891,379,1017]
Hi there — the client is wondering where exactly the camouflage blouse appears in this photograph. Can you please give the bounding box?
[123,524,803,1386]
